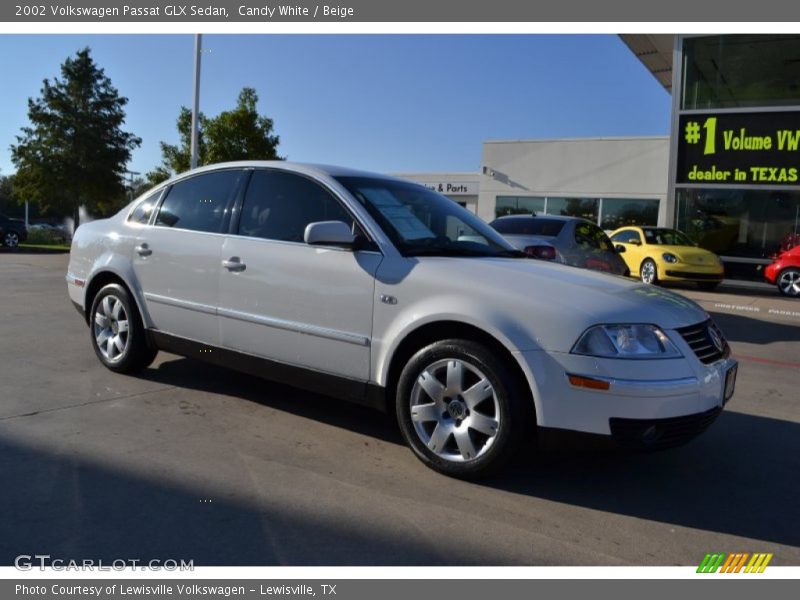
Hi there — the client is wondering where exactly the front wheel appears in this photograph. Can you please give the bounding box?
[640,259,658,285]
[396,339,532,478]
[89,283,158,373]
[777,268,800,297]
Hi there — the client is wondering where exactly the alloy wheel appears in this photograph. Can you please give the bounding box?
[93,295,130,362]
[409,358,500,462]
[4,232,19,248]
[641,260,656,284]
[778,269,800,297]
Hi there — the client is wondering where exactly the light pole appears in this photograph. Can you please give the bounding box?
[190,34,202,170]
[125,170,141,203]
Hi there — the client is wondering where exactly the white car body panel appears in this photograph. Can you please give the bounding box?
[218,236,381,380]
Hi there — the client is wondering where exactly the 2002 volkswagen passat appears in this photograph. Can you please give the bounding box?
[67,162,737,478]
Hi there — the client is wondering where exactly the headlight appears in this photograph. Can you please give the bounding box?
[662,252,679,263]
[572,324,682,359]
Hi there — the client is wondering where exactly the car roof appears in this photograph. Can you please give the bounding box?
[164,161,407,185]
[492,214,585,223]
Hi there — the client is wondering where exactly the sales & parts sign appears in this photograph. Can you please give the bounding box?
[677,111,800,186]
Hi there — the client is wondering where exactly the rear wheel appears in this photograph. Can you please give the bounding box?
[640,259,658,285]
[3,231,20,248]
[777,268,800,297]
[396,339,532,478]
[89,283,158,373]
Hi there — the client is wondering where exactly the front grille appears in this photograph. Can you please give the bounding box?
[665,270,722,281]
[675,320,729,364]
[609,406,723,450]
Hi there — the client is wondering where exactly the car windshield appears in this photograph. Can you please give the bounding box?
[335,176,524,258]
[643,228,695,246]
[490,217,566,237]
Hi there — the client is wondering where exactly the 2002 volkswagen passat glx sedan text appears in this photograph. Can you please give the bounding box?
[66,162,737,478]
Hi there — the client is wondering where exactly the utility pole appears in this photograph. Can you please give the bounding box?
[190,34,202,170]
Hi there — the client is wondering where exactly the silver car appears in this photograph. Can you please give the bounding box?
[67,162,737,478]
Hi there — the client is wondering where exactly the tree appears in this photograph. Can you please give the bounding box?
[10,48,141,228]
[0,173,19,217]
[147,87,282,185]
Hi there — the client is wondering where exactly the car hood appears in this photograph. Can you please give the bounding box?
[660,246,720,266]
[404,256,708,348]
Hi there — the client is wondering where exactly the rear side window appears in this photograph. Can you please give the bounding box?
[575,222,614,251]
[128,190,161,225]
[238,170,355,243]
[492,217,565,237]
[156,170,242,233]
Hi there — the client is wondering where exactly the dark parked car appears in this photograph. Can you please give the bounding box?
[489,214,629,276]
[0,213,27,248]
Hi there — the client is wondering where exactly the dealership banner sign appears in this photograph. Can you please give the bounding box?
[677,111,800,186]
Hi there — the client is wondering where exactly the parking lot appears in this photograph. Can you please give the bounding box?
[1,251,798,566]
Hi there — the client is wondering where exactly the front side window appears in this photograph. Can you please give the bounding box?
[155,170,242,233]
[611,229,642,244]
[336,176,521,258]
[238,170,357,243]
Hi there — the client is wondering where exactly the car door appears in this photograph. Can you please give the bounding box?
[218,168,382,381]
[611,228,645,275]
[132,169,245,344]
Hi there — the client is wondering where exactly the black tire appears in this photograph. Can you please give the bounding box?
[395,339,533,479]
[3,231,20,248]
[697,281,720,291]
[776,268,800,298]
[640,259,659,285]
[89,283,158,374]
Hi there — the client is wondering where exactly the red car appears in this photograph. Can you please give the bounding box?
[765,245,800,297]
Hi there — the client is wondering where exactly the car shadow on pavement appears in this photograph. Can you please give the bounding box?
[141,357,404,445]
[485,409,800,549]
[710,310,800,345]
[139,357,800,549]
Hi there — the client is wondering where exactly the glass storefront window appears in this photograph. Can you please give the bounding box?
[495,196,545,217]
[682,35,800,110]
[600,198,659,230]
[545,197,599,222]
[675,188,800,258]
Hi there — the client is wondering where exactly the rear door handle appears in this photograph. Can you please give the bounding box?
[222,257,246,272]
[136,244,152,257]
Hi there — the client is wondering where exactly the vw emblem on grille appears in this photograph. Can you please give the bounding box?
[708,326,724,352]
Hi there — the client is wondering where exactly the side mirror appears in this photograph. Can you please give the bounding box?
[524,245,557,261]
[615,244,626,253]
[304,221,355,248]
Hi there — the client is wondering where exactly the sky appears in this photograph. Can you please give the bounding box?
[0,34,671,178]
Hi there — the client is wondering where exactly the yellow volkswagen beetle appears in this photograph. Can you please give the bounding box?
[609,226,724,290]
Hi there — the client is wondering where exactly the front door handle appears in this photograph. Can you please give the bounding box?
[222,257,246,272]
[136,244,152,257]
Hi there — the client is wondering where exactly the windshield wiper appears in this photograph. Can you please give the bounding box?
[405,247,525,258]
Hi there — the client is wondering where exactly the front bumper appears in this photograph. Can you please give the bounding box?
[516,344,736,437]
[764,262,780,284]
[659,262,724,282]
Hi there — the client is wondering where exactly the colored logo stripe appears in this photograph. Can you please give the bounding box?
[697,553,773,573]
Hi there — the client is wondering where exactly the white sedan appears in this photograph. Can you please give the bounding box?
[66,162,737,478]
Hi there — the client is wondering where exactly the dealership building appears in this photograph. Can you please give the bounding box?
[400,35,800,279]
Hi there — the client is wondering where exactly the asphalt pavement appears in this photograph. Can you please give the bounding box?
[1,252,798,565]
